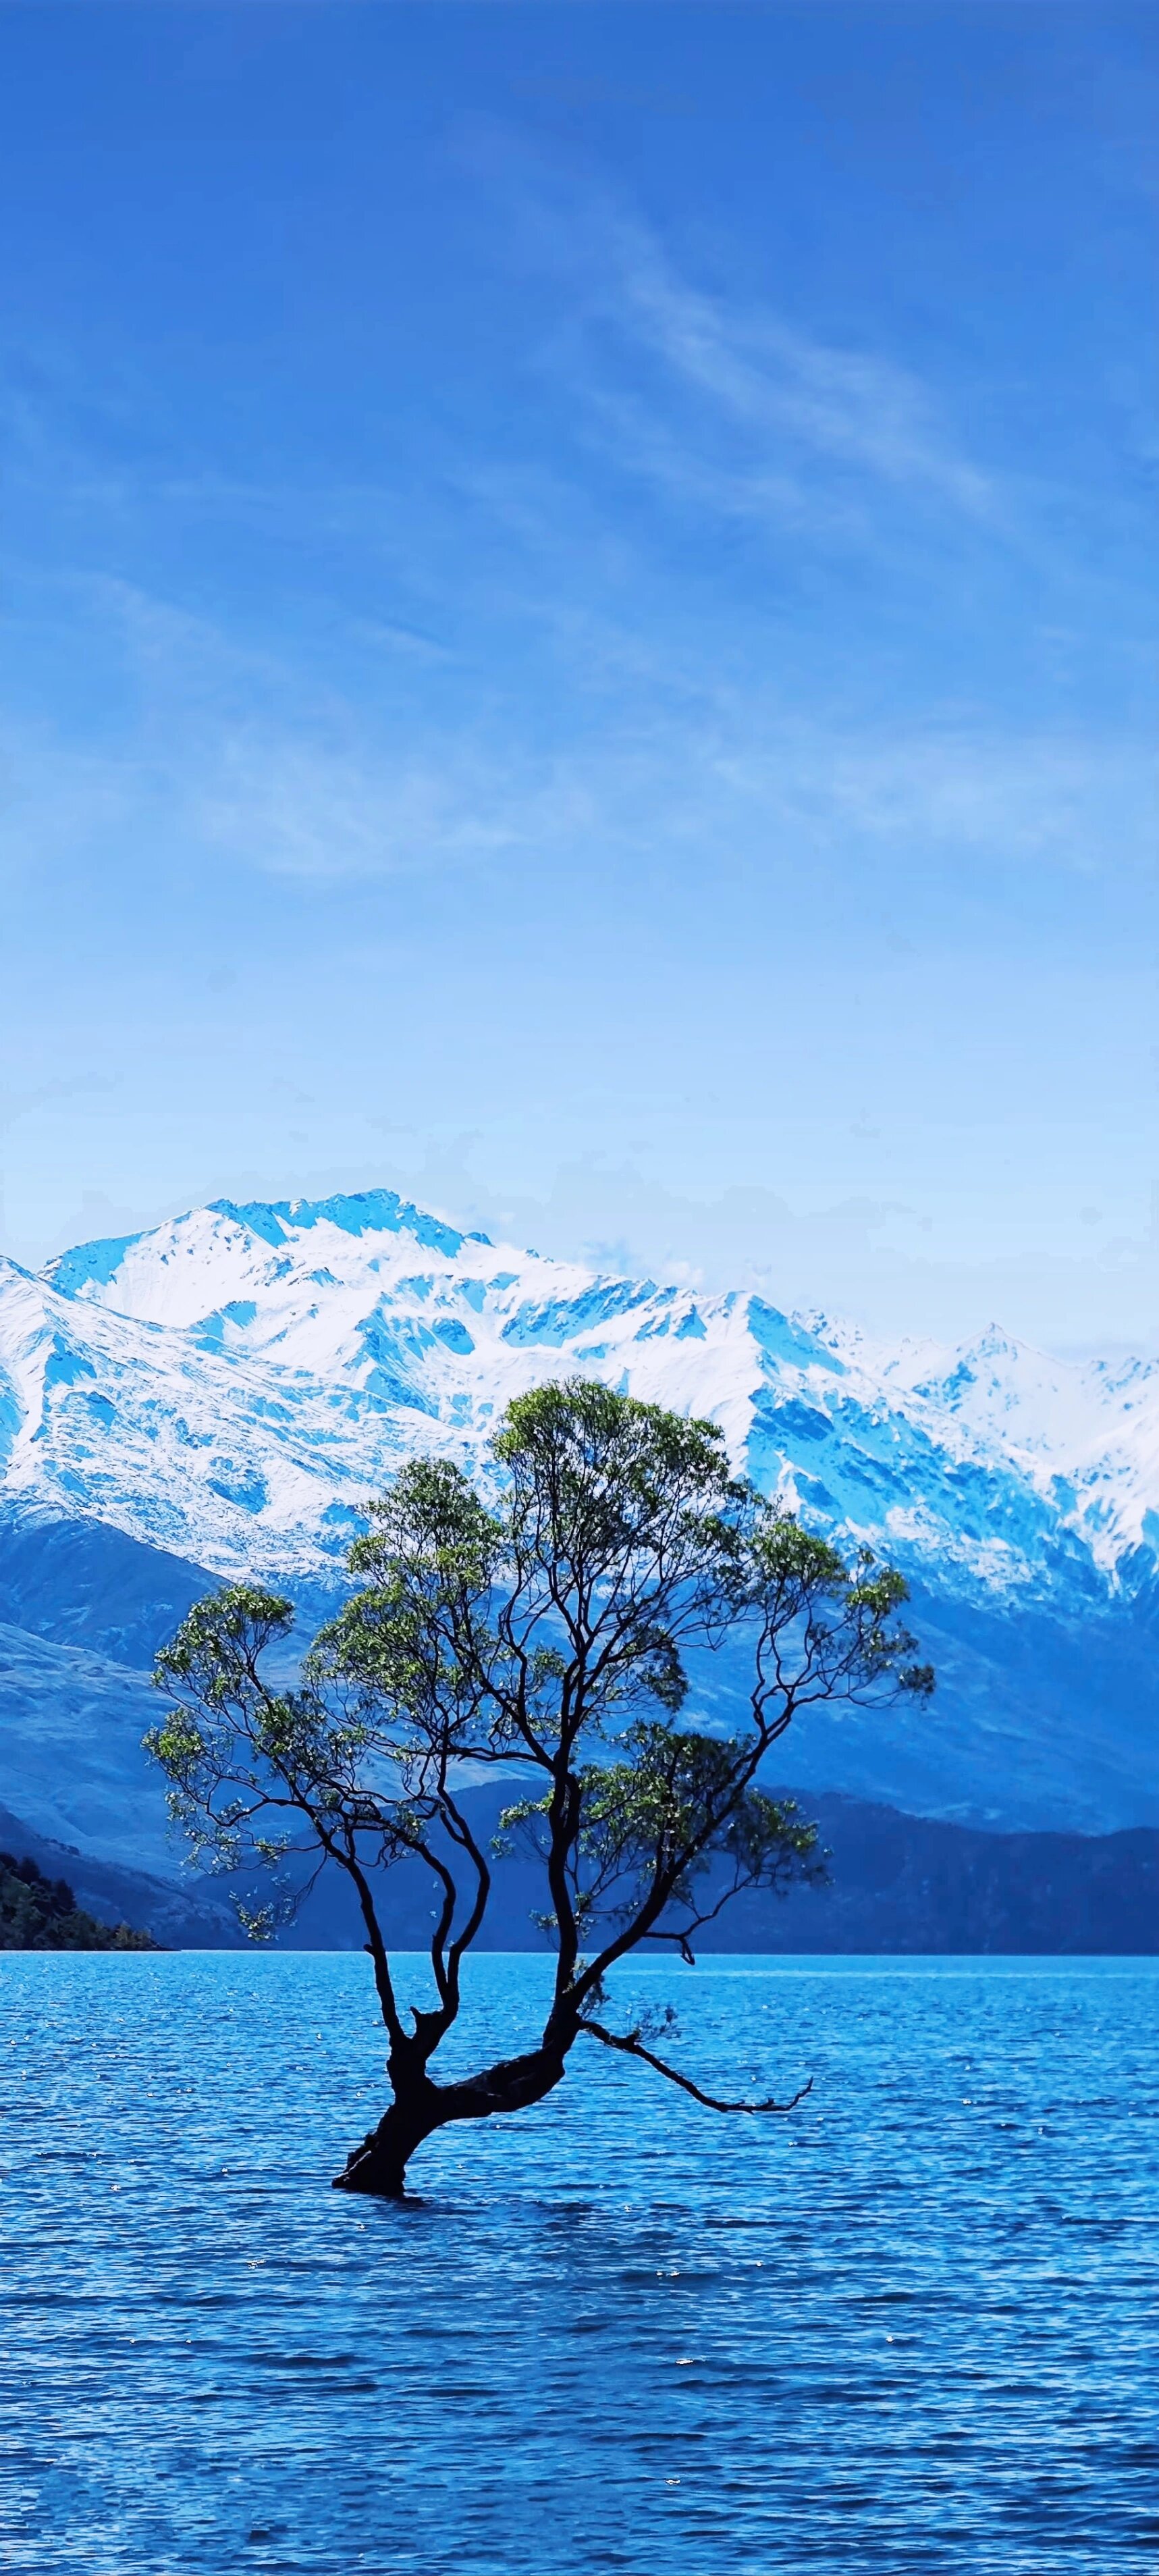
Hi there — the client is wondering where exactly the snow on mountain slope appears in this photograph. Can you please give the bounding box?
[28,1189,1159,1596]
[805,1315,1159,1573]
[1,1186,1156,1848]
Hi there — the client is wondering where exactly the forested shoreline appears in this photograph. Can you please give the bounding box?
[0,1852,157,1951]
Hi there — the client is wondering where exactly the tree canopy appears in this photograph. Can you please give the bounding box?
[149,1379,932,2194]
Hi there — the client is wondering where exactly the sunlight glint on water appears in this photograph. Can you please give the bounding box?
[1,1953,1156,2573]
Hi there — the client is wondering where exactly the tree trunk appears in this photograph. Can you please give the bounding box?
[333,2097,437,2198]
[332,2043,569,2198]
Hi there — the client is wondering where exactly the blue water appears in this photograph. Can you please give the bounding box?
[1,1954,1156,2573]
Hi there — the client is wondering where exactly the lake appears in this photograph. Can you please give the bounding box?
[1,1953,1156,2573]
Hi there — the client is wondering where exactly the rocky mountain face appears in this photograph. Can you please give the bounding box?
[1,1187,1157,1875]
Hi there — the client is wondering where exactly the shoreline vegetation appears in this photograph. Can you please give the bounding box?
[0,1851,158,1951]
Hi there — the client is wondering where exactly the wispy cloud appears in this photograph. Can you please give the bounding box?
[0,155,1148,912]
[471,134,997,532]
[4,624,1148,900]
[593,217,996,520]
[197,731,533,883]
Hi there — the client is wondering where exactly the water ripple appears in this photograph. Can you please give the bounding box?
[1,1953,1156,2572]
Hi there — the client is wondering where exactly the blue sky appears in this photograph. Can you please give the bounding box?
[1,2,1155,1346]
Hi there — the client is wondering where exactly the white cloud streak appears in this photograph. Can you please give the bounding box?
[595,219,996,519]
[474,136,999,532]
[3,679,1149,897]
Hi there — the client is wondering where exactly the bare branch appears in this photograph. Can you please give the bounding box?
[578,2017,813,2115]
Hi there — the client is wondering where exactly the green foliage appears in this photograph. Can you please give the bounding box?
[501,1725,824,1953]
[147,1377,932,2070]
[0,1853,157,1951]
[746,1510,935,1714]
[307,1457,508,1763]
[494,1379,749,1729]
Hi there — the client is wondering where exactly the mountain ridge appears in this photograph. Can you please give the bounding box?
[2,1186,1158,1857]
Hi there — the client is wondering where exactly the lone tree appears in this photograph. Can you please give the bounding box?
[149,1380,932,2197]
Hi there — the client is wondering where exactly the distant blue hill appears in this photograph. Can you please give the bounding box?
[4,1781,1152,1959]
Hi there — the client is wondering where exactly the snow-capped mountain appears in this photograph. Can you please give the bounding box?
[2,1186,1158,1862]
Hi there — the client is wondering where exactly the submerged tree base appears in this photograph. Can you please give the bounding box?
[331,2101,439,2197]
[332,2045,571,2196]
[331,2158,413,2199]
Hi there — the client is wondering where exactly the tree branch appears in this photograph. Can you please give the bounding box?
[577,2017,812,2115]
